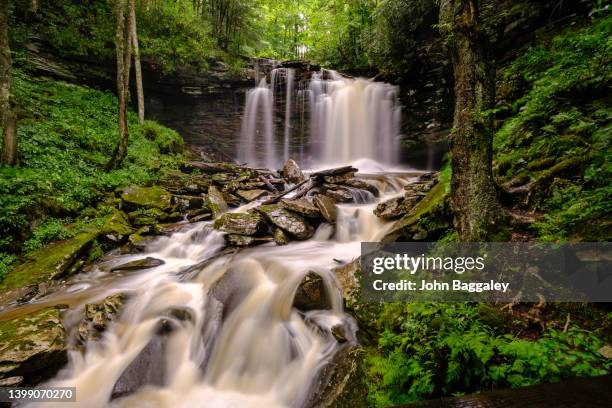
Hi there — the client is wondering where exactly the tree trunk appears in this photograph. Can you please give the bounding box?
[439,0,505,241]
[130,2,145,124]
[0,0,17,166]
[107,0,133,170]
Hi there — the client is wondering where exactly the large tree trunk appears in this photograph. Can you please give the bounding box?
[107,0,133,170]
[130,2,145,124]
[439,0,505,241]
[0,0,17,166]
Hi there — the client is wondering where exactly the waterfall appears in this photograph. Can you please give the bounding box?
[237,79,275,168]
[238,68,402,169]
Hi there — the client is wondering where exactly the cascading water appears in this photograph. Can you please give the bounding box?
[20,173,413,408]
[238,68,402,169]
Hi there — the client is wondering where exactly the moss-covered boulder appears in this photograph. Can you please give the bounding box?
[214,212,266,235]
[383,171,452,242]
[258,204,314,240]
[0,231,98,291]
[121,186,172,211]
[207,186,229,217]
[0,307,67,383]
[101,210,135,244]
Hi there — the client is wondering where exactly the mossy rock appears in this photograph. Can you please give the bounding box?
[0,231,98,291]
[383,170,451,242]
[0,307,67,380]
[258,204,314,240]
[213,212,266,235]
[101,210,134,237]
[206,186,229,218]
[121,186,172,211]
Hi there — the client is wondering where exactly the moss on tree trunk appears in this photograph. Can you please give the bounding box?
[439,0,505,241]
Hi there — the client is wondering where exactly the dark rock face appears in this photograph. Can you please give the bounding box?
[258,205,315,240]
[293,272,331,311]
[214,212,266,235]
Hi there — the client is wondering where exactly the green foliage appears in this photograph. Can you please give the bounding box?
[365,303,610,407]
[0,253,17,282]
[0,71,185,255]
[493,14,612,241]
[23,218,73,253]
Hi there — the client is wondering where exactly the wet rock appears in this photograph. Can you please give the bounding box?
[214,212,266,235]
[126,234,148,252]
[0,376,22,386]
[323,171,356,184]
[206,186,228,217]
[280,198,322,219]
[258,205,314,240]
[211,173,234,184]
[189,212,213,223]
[331,324,348,343]
[313,195,337,223]
[0,231,97,290]
[128,208,168,226]
[186,208,211,221]
[236,189,268,202]
[273,228,290,245]
[307,347,368,408]
[80,294,126,337]
[0,307,67,381]
[121,186,172,211]
[374,196,405,219]
[110,257,165,272]
[293,272,330,311]
[226,234,272,247]
[324,187,353,203]
[343,178,371,190]
[281,159,305,183]
[332,259,360,304]
[172,195,205,212]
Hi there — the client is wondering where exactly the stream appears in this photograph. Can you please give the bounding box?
[22,70,427,407]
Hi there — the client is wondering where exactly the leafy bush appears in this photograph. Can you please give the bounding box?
[365,303,610,407]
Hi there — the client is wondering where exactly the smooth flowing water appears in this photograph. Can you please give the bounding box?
[238,69,402,169]
[20,172,415,408]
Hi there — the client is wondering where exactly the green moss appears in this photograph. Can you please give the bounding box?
[0,231,97,291]
[120,186,172,211]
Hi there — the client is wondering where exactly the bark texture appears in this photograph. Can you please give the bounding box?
[439,0,504,241]
[0,0,16,166]
[130,3,145,124]
[107,0,133,170]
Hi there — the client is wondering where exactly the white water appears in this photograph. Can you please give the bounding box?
[238,69,402,169]
[26,173,413,408]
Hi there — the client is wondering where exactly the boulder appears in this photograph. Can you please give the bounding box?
[110,257,165,272]
[293,272,330,311]
[374,196,405,219]
[121,186,172,211]
[281,159,305,183]
[128,208,169,226]
[0,307,67,382]
[258,205,314,240]
[236,189,269,202]
[313,195,337,223]
[280,198,322,219]
[226,234,273,247]
[343,178,371,190]
[206,186,228,217]
[77,294,126,343]
[213,212,266,236]
[273,228,290,245]
[101,210,134,243]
